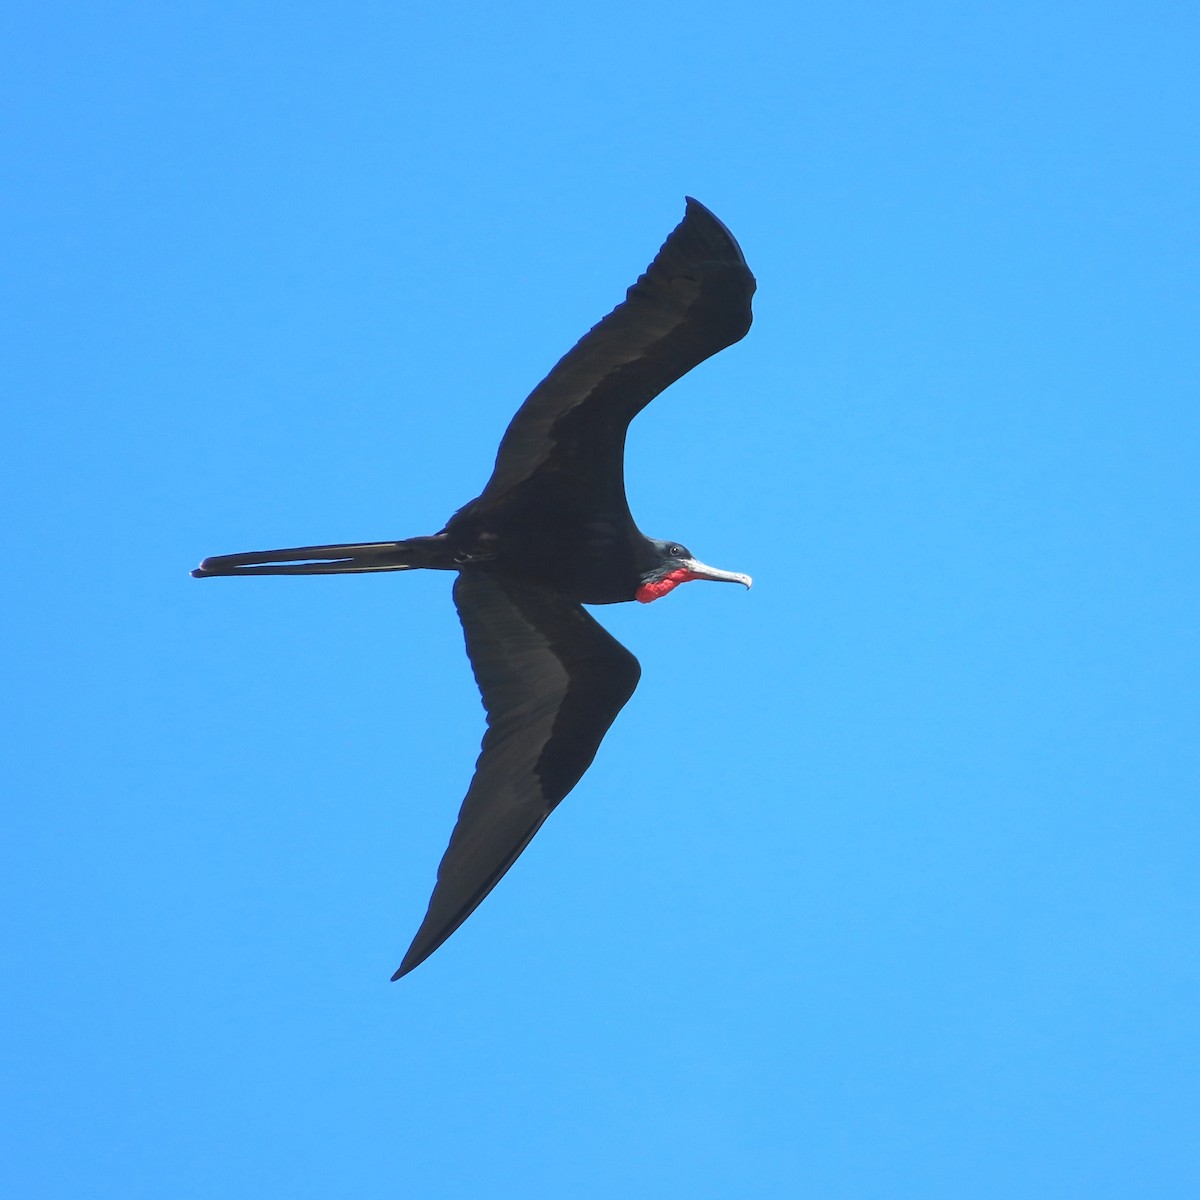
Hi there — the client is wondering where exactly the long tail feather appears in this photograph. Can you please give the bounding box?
[191,536,450,578]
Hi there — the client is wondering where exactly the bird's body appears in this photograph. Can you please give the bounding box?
[194,198,755,978]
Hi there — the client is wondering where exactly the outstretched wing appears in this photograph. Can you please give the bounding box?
[393,571,641,979]
[465,198,755,524]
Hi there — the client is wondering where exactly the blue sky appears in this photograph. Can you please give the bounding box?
[3,2,1197,1196]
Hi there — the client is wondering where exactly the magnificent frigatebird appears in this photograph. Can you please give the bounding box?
[193,198,755,979]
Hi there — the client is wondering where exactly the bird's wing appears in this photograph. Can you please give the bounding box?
[469,198,755,518]
[393,571,641,979]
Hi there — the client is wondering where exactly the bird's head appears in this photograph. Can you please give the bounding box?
[636,540,752,603]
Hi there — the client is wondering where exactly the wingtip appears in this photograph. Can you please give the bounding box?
[682,195,720,226]
[676,197,750,275]
[390,946,426,981]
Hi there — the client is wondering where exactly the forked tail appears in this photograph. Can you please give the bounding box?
[191,535,452,577]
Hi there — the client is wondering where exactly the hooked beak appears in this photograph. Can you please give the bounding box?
[636,556,752,603]
[679,556,753,590]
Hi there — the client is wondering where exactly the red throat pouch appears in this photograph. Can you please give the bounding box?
[635,568,702,603]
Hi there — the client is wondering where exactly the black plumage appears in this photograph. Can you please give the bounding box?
[193,198,755,978]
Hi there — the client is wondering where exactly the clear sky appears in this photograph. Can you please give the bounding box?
[4,2,1197,1197]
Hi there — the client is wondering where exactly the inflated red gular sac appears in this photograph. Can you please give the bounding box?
[635,542,752,603]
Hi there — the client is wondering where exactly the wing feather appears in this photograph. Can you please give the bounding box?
[393,572,640,978]
[470,198,755,515]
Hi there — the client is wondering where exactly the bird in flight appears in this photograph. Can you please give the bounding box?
[193,198,756,978]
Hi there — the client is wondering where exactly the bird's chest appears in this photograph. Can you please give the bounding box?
[447,505,640,604]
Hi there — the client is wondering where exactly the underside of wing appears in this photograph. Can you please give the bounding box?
[393,572,641,979]
[468,198,755,517]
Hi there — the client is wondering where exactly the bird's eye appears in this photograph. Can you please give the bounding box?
[670,545,684,557]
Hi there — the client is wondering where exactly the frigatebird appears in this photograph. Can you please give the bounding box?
[193,198,755,978]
